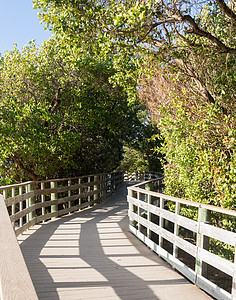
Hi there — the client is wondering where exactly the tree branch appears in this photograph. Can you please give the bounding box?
[49,87,62,113]
[182,15,236,54]
[215,0,236,24]
[12,153,40,181]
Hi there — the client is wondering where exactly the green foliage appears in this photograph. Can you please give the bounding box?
[33,0,236,211]
[0,38,145,182]
[118,146,149,172]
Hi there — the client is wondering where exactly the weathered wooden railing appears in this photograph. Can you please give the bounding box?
[0,195,38,300]
[0,171,123,300]
[1,171,123,237]
[124,171,162,181]
[128,178,236,300]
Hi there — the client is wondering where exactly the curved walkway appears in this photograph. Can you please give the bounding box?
[18,184,212,300]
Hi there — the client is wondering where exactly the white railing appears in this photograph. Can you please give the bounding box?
[127,179,236,300]
[0,171,123,237]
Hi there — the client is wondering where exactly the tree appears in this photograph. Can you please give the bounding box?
[34,0,236,209]
[0,38,144,183]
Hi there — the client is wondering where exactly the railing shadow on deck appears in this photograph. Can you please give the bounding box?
[0,171,124,300]
[19,183,189,300]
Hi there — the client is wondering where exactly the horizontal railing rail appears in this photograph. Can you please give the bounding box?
[0,171,123,237]
[0,195,38,300]
[127,178,236,300]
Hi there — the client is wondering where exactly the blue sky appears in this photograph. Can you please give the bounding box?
[0,1,51,55]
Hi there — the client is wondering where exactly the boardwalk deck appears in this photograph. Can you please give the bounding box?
[18,184,212,300]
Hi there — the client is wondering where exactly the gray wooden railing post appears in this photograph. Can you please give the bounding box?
[145,182,154,202]
[68,179,71,210]
[88,176,91,205]
[78,178,82,207]
[50,181,58,218]
[195,206,211,278]
[28,183,35,221]
[94,175,99,203]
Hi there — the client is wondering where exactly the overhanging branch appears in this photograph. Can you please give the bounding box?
[215,0,236,24]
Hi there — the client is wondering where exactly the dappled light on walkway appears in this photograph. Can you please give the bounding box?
[18,185,211,300]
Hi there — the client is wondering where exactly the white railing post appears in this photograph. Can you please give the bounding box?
[159,197,164,248]
[137,191,141,232]
[19,186,23,227]
[147,193,151,239]
[232,238,236,299]
[173,202,180,259]
[78,178,82,207]
[11,187,15,228]
[28,183,35,221]
[68,179,71,210]
[25,185,29,223]
[41,182,45,218]
[195,206,211,278]
[50,181,58,218]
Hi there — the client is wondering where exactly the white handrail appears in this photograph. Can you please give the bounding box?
[128,179,236,300]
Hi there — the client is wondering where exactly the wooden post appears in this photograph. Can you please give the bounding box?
[41,182,45,218]
[88,176,91,206]
[137,191,141,232]
[19,186,23,227]
[50,181,58,218]
[68,179,71,210]
[110,173,113,191]
[195,207,211,277]
[145,182,154,202]
[159,197,164,248]
[94,175,99,203]
[78,178,82,207]
[28,183,35,221]
[128,188,135,228]
[147,193,151,239]
[232,239,236,298]
[11,187,15,228]
[173,202,180,259]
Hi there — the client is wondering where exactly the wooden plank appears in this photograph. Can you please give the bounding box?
[200,223,236,246]
[0,195,38,299]
[130,224,197,283]
[0,181,32,190]
[17,185,211,300]
[5,191,35,207]
[10,206,34,222]
[196,275,231,300]
[175,236,197,257]
[199,248,234,277]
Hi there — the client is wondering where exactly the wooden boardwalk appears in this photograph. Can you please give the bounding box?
[18,184,212,300]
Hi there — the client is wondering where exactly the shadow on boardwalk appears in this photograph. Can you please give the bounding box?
[19,184,211,300]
